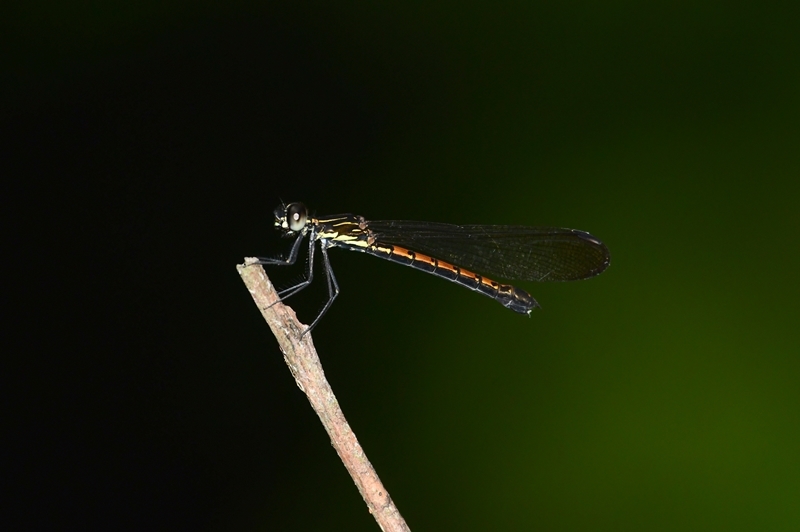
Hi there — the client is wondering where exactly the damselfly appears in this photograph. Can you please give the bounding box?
[255,202,610,332]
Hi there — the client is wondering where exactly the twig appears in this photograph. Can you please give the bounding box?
[237,259,411,532]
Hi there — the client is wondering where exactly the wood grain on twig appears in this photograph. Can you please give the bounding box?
[237,259,411,532]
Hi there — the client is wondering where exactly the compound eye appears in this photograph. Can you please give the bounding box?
[285,202,308,232]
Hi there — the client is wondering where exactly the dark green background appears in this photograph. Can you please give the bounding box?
[6,2,799,530]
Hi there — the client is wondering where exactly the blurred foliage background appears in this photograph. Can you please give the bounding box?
[5,1,800,530]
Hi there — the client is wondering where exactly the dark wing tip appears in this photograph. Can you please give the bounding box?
[572,229,611,279]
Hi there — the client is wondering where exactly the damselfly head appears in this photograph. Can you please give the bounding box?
[274,202,309,234]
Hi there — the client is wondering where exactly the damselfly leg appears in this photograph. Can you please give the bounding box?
[253,223,340,335]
